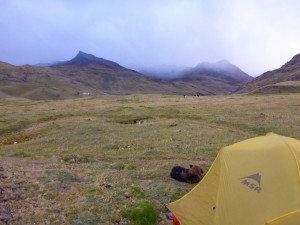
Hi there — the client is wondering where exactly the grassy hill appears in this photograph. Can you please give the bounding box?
[0,94,299,224]
[249,81,300,94]
[0,62,89,100]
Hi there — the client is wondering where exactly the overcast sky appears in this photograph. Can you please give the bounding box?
[1,0,300,76]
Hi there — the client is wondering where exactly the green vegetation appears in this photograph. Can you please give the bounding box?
[123,200,159,225]
[110,162,126,170]
[62,154,93,163]
[116,98,144,103]
[0,94,299,224]
[129,186,146,199]
[126,164,137,170]
[11,151,31,157]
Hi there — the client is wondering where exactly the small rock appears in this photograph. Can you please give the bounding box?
[124,192,132,198]
[0,174,8,179]
[158,220,166,225]
[103,183,113,189]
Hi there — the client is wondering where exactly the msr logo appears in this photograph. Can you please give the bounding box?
[240,173,262,193]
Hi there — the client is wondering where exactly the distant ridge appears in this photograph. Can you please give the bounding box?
[166,59,253,94]
[59,51,126,70]
[0,51,253,99]
[137,60,252,83]
[237,53,300,94]
[282,53,300,68]
[137,65,190,79]
[186,60,253,83]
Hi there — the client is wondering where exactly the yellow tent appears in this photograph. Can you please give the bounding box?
[168,133,300,225]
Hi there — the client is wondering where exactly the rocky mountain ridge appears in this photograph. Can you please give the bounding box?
[0,51,256,99]
[237,53,300,93]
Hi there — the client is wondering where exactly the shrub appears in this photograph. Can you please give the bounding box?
[168,187,186,201]
[126,164,137,170]
[130,186,145,199]
[62,154,92,163]
[157,185,186,201]
[110,163,125,170]
[12,151,30,157]
[123,200,158,225]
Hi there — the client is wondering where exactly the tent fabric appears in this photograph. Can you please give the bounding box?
[266,209,300,225]
[167,133,300,225]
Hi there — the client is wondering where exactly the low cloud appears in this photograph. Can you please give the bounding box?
[1,0,300,76]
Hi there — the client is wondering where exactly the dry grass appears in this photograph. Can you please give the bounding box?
[0,94,300,224]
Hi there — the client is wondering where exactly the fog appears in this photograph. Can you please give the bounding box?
[1,0,300,76]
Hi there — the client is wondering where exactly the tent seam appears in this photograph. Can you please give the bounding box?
[213,149,228,225]
[265,208,300,224]
[278,135,300,180]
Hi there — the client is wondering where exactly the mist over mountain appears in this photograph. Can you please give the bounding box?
[34,61,65,67]
[136,65,190,79]
[184,60,253,83]
[136,60,252,81]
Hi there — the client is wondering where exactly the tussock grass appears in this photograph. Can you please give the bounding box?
[122,200,159,225]
[0,94,299,224]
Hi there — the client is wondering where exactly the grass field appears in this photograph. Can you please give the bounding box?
[1,94,300,224]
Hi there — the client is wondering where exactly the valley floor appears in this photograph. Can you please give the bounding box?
[0,94,299,224]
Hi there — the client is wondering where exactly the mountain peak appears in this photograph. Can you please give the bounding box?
[61,51,125,70]
[76,51,95,58]
[78,50,86,55]
[190,59,252,82]
[195,59,232,70]
[73,51,99,62]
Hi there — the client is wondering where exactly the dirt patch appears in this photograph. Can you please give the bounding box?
[0,133,33,145]
[0,121,51,145]
[119,119,146,125]
[110,118,149,125]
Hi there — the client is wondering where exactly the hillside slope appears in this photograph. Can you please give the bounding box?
[237,53,300,93]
